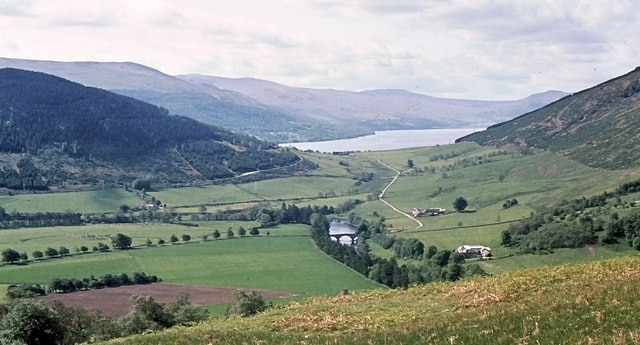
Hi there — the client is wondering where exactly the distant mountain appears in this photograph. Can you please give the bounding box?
[0,57,566,142]
[180,74,567,131]
[458,67,640,170]
[0,57,330,143]
[0,68,303,191]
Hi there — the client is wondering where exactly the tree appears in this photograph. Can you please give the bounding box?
[59,246,70,256]
[226,290,267,317]
[407,159,414,168]
[170,234,179,243]
[146,238,153,246]
[212,229,221,239]
[45,247,59,258]
[633,237,640,251]
[2,248,20,263]
[249,227,260,236]
[226,228,235,239]
[167,292,209,326]
[97,242,110,252]
[133,179,152,191]
[32,250,44,259]
[19,252,28,262]
[119,204,130,213]
[181,234,191,242]
[121,295,175,335]
[259,213,272,227]
[157,238,165,245]
[0,299,64,345]
[80,245,89,253]
[453,197,468,212]
[112,233,133,249]
[238,227,246,237]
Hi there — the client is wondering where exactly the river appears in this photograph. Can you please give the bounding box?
[279,128,482,152]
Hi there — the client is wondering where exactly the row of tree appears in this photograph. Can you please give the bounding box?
[49,271,160,294]
[1,242,112,265]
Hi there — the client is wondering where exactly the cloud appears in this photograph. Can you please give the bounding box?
[1,0,638,100]
[0,0,35,17]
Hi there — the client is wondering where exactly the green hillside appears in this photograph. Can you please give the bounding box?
[458,67,640,169]
[100,255,640,345]
[0,68,303,191]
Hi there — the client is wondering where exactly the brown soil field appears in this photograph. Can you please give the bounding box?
[40,283,293,318]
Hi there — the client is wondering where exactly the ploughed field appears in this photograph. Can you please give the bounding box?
[40,283,292,317]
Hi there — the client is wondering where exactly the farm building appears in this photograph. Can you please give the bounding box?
[412,207,447,217]
[456,245,492,258]
[329,219,358,246]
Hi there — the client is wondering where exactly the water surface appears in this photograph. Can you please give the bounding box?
[279,128,481,152]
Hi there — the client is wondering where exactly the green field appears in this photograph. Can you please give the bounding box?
[0,224,382,297]
[2,143,640,307]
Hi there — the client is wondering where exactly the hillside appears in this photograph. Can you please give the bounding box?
[458,67,640,169]
[0,57,566,142]
[0,68,302,190]
[100,255,640,345]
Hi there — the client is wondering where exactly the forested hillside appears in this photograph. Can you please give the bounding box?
[458,67,640,169]
[0,68,303,190]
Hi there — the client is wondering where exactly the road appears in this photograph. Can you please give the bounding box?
[377,160,423,230]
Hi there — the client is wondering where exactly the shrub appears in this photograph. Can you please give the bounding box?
[226,290,268,317]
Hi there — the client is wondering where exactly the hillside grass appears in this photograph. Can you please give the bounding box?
[0,224,382,297]
[100,254,640,345]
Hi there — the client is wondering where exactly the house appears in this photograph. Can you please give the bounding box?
[456,245,492,258]
[328,219,358,246]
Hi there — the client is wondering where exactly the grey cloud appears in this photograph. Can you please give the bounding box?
[49,14,116,28]
[0,0,35,17]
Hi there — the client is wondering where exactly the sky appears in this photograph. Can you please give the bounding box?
[1,0,638,100]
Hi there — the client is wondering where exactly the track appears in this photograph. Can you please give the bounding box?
[377,160,423,230]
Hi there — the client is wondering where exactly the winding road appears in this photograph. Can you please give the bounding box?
[377,160,423,230]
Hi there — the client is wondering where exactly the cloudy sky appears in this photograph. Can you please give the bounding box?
[1,0,638,99]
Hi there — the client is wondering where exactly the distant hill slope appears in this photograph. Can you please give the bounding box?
[180,74,567,131]
[0,68,302,190]
[458,67,640,169]
[0,57,566,142]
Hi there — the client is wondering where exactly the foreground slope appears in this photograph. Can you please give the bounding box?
[102,255,640,345]
[0,68,301,189]
[459,67,640,169]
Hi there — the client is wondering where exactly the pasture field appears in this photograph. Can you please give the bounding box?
[0,224,382,297]
[0,188,142,214]
[0,221,256,253]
